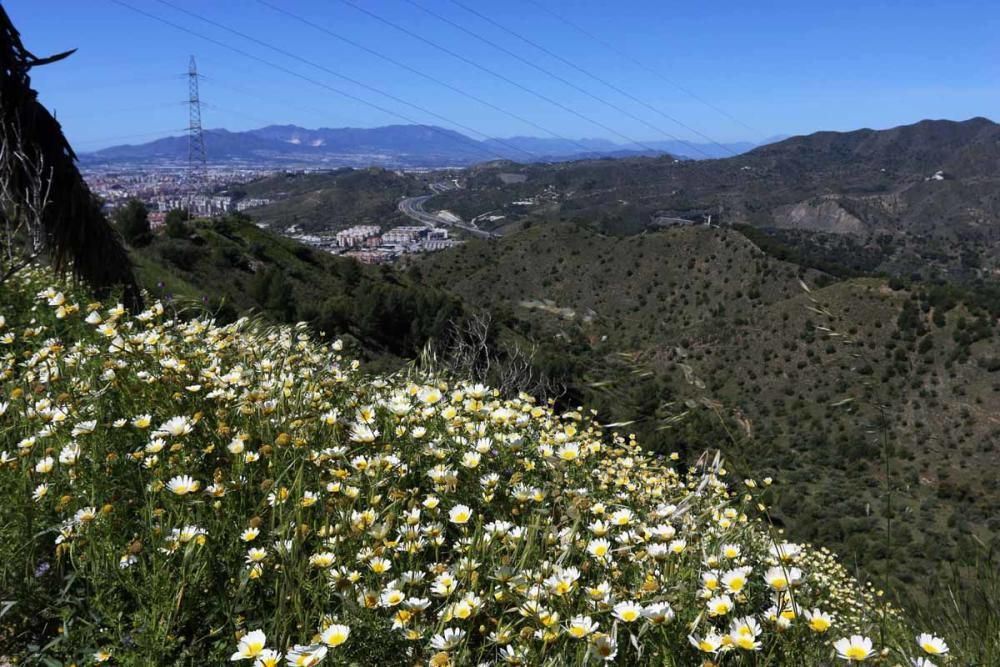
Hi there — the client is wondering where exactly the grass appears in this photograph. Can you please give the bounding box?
[0,265,957,665]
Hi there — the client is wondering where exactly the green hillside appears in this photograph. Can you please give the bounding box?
[119,141,1000,619]
[233,168,422,232]
[125,214,1000,593]
[413,222,1000,589]
[425,118,1000,281]
[128,213,461,367]
[7,264,968,665]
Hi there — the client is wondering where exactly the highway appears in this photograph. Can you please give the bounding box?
[397,194,497,239]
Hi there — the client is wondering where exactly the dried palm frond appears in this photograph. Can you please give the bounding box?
[0,6,140,309]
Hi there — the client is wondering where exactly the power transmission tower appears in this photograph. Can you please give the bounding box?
[186,55,207,190]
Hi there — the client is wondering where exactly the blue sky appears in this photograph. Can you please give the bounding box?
[7,0,999,150]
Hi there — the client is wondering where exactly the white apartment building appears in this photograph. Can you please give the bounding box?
[335,225,381,247]
[381,225,427,245]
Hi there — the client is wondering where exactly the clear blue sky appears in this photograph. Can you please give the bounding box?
[6,0,999,150]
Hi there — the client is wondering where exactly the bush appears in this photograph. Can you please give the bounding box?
[164,208,190,239]
[113,199,152,247]
[157,238,205,271]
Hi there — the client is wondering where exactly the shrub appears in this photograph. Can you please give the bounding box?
[113,199,152,247]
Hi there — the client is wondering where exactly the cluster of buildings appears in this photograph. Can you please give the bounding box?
[335,225,381,248]
[84,166,460,264]
[151,194,240,217]
[235,197,273,212]
[295,224,459,264]
[83,166,277,217]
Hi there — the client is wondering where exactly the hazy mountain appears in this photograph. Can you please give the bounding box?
[482,136,766,160]
[638,139,759,158]
[85,124,488,167]
[481,135,622,156]
[81,123,776,167]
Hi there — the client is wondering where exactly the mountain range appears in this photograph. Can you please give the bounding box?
[80,123,774,167]
[412,116,1000,280]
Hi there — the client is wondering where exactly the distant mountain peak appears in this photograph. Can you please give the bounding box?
[79,124,755,168]
[80,118,996,169]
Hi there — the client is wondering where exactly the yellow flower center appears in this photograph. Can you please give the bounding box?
[845,646,868,660]
[810,618,831,632]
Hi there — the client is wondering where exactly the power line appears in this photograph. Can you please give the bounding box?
[338,0,664,155]
[70,67,358,151]
[73,127,190,147]
[398,0,672,155]
[255,0,598,156]
[151,0,540,162]
[201,102,279,128]
[446,0,735,157]
[61,88,306,132]
[201,75,356,128]
[523,0,758,136]
[108,0,532,163]
[57,101,185,121]
[191,55,370,127]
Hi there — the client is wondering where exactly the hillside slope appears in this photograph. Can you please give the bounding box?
[235,168,421,232]
[4,264,951,664]
[128,213,461,366]
[427,117,1000,280]
[414,223,1000,587]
